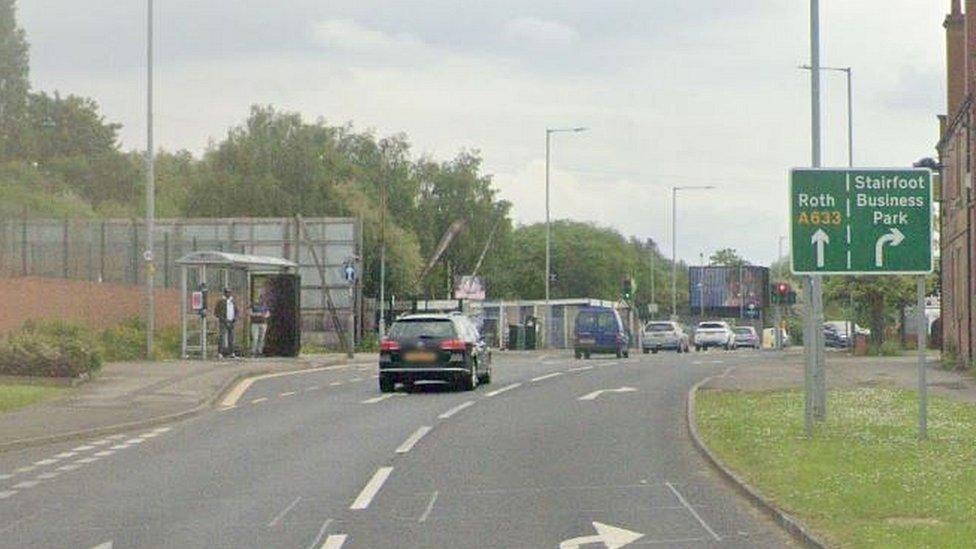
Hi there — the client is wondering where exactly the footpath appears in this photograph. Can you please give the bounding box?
[702,350,976,404]
[0,353,375,452]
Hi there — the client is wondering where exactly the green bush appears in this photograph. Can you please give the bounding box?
[0,321,101,378]
[869,340,903,357]
[99,317,182,362]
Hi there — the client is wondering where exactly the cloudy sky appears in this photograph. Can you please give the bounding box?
[20,1,946,265]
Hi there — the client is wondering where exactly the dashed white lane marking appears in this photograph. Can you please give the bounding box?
[0,490,16,499]
[531,372,563,382]
[395,426,432,454]
[350,378,362,383]
[320,534,348,549]
[219,362,373,407]
[330,381,344,387]
[350,467,393,510]
[485,383,521,397]
[568,365,594,372]
[35,472,59,480]
[666,482,721,542]
[12,481,38,489]
[54,452,77,459]
[267,495,302,528]
[93,450,115,458]
[109,444,129,450]
[362,394,396,404]
[90,439,111,446]
[56,464,81,472]
[0,474,11,480]
[124,438,145,445]
[33,459,58,466]
[280,391,297,397]
[306,386,321,392]
[74,457,99,464]
[418,490,439,523]
[72,445,94,452]
[152,427,171,434]
[252,397,269,404]
[15,466,35,474]
[438,401,474,419]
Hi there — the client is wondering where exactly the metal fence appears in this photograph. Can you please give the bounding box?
[0,217,362,345]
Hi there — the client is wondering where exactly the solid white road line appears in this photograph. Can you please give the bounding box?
[72,445,94,452]
[109,444,129,450]
[665,482,721,541]
[531,372,563,382]
[74,457,99,464]
[396,426,432,454]
[93,450,115,457]
[89,543,113,549]
[438,401,474,419]
[267,496,302,528]
[280,391,297,397]
[151,427,171,434]
[124,438,145,445]
[350,467,393,510]
[330,381,344,387]
[418,490,439,523]
[54,452,77,459]
[320,534,348,549]
[35,472,59,480]
[568,365,594,372]
[56,464,81,472]
[15,466,34,473]
[485,383,521,397]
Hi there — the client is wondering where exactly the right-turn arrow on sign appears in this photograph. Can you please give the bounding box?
[790,169,933,275]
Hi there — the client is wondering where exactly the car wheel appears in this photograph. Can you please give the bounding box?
[379,374,395,393]
[575,350,582,359]
[643,348,649,354]
[584,352,591,359]
[461,360,478,391]
[623,350,630,359]
[478,364,492,385]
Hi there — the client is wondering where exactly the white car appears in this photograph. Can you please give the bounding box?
[642,321,690,354]
[694,321,736,351]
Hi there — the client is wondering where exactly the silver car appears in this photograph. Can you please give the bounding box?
[694,321,736,351]
[642,321,690,354]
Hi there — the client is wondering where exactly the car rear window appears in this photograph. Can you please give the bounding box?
[576,310,617,330]
[390,319,456,339]
[646,323,673,332]
[734,327,753,334]
[699,322,724,329]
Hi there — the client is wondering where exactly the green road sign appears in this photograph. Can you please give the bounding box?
[790,169,933,275]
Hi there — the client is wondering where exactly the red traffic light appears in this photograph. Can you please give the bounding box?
[775,282,790,296]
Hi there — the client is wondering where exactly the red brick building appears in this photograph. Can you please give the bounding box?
[939,0,974,365]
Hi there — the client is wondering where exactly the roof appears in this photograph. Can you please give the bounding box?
[175,251,297,269]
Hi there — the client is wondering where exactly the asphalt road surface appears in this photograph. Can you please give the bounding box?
[0,350,794,548]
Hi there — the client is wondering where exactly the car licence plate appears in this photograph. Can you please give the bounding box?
[579,338,595,345]
[405,351,437,362]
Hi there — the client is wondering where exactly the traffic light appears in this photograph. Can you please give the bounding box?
[622,277,634,300]
[770,282,795,305]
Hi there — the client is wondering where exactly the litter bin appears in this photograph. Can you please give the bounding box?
[525,317,538,350]
[508,324,526,350]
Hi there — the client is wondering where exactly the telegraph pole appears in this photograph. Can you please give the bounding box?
[145,0,156,357]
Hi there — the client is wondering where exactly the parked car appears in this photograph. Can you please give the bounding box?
[574,307,630,359]
[379,313,492,392]
[733,326,760,349]
[642,321,690,354]
[694,321,736,351]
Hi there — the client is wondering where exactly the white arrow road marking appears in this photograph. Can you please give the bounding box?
[89,543,112,549]
[395,426,432,454]
[578,387,638,401]
[559,521,644,549]
[811,229,829,268]
[531,372,563,382]
[350,467,393,510]
[320,534,348,549]
[875,227,905,267]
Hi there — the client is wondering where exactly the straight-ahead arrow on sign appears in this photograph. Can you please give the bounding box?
[811,229,829,268]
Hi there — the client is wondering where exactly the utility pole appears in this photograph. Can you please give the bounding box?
[379,177,387,340]
[145,0,156,358]
[650,249,655,319]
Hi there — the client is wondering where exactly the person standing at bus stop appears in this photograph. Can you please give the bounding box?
[215,287,238,358]
[250,290,271,357]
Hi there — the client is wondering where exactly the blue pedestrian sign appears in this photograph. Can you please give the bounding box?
[343,263,357,284]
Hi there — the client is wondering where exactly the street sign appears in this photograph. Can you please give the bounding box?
[790,169,933,275]
[343,263,357,284]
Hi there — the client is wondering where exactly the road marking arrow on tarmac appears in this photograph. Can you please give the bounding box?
[578,387,638,401]
[874,227,905,267]
[559,521,644,549]
[811,228,829,268]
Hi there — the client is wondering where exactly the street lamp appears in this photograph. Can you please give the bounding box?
[544,126,587,308]
[670,185,714,318]
[145,0,156,357]
[799,65,853,168]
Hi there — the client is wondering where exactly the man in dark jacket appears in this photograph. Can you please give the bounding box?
[214,287,238,358]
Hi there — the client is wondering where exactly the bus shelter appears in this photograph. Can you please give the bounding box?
[176,251,300,359]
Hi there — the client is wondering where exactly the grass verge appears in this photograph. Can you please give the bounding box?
[696,388,976,548]
[0,384,67,414]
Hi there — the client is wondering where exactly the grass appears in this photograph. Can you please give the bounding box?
[0,384,67,414]
[696,388,976,548]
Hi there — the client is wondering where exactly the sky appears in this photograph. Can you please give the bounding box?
[19,1,946,266]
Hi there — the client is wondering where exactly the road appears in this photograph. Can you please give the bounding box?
[0,350,794,548]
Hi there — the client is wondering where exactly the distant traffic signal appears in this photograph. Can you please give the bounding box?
[771,282,795,305]
[622,277,634,300]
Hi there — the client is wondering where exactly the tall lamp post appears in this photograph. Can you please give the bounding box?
[544,126,587,346]
[145,0,156,357]
[670,186,714,319]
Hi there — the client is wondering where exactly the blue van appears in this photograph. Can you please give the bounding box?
[573,307,630,359]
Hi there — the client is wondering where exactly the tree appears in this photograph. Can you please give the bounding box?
[0,0,30,160]
[824,276,914,347]
[709,248,748,267]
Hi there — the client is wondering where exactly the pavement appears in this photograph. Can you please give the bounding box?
[0,353,375,450]
[0,349,795,548]
[703,349,976,405]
